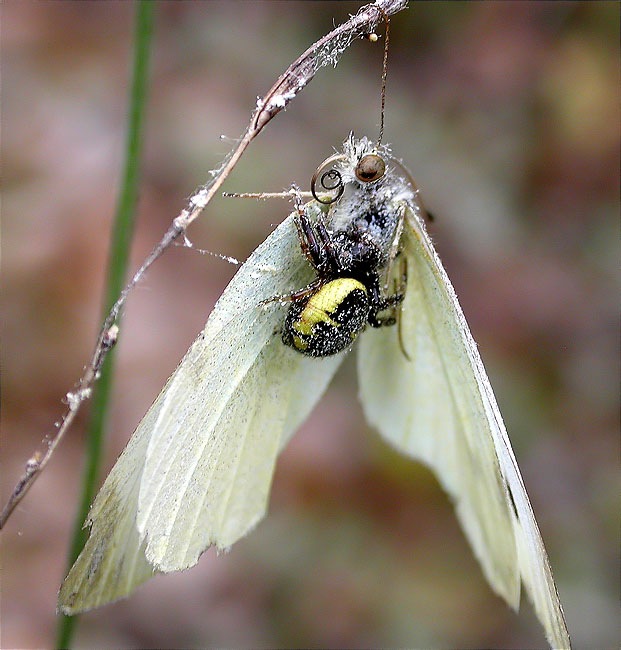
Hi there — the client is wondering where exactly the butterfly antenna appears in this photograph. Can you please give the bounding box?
[376,7,390,147]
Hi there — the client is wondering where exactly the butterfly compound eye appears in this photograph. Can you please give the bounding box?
[355,154,386,182]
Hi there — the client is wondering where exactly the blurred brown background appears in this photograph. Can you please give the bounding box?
[3,2,618,648]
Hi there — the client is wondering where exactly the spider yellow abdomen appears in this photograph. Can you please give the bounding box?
[283,278,369,357]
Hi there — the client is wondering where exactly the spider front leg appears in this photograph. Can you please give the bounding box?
[367,291,404,328]
[293,204,347,279]
[374,254,412,361]
[367,254,408,329]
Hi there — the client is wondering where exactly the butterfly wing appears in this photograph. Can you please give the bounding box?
[59,214,344,614]
[357,203,570,648]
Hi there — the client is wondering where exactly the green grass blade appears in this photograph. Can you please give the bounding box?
[56,2,155,646]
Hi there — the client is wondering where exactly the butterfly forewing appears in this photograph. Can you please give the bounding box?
[59,215,344,613]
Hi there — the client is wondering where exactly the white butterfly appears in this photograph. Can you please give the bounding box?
[59,136,569,649]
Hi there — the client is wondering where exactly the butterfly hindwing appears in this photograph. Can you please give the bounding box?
[357,203,569,649]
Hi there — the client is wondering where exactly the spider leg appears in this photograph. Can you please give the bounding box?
[294,203,342,277]
[260,276,324,307]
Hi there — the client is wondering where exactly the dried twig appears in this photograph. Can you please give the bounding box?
[1,0,408,529]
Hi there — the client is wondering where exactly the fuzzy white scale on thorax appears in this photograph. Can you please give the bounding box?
[326,136,416,270]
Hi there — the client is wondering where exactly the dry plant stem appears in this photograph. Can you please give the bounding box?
[0,0,408,530]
